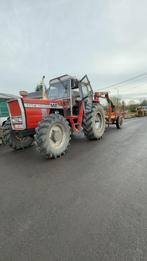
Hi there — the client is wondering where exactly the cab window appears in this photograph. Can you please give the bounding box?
[81,84,90,98]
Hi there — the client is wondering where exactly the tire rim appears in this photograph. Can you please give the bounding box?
[119,117,123,126]
[95,113,103,130]
[49,123,66,149]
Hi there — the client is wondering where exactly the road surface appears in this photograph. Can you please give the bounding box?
[0,117,147,261]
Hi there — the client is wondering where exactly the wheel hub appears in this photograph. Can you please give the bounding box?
[49,125,64,147]
[95,113,102,129]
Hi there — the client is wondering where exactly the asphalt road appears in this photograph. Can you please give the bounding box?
[0,117,147,261]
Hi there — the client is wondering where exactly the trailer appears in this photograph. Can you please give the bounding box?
[95,92,125,128]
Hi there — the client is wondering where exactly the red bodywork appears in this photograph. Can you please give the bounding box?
[9,100,22,116]
[7,91,124,132]
[8,97,86,133]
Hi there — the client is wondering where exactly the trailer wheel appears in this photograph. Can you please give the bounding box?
[116,116,124,129]
[3,119,34,150]
[35,114,71,159]
[83,103,105,140]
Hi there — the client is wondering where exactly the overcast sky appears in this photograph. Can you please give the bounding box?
[0,0,147,100]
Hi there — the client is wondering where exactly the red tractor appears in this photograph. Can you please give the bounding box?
[3,75,122,158]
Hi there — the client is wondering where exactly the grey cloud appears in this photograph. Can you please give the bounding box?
[0,0,147,99]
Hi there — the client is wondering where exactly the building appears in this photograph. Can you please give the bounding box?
[0,93,15,126]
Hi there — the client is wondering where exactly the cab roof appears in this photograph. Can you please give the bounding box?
[49,74,78,84]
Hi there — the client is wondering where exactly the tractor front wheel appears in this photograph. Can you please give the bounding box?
[3,119,34,150]
[35,114,71,159]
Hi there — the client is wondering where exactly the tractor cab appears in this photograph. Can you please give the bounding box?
[48,74,93,115]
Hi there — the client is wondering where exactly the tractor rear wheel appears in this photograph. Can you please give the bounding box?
[116,116,124,129]
[3,119,34,150]
[83,103,105,140]
[35,114,71,159]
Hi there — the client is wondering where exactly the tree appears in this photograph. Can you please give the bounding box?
[140,99,147,106]
[110,96,121,106]
[127,100,139,113]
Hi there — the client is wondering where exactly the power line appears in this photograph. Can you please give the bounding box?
[108,82,147,101]
[100,72,147,90]
[109,76,147,92]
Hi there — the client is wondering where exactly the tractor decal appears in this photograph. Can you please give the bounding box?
[24,103,63,109]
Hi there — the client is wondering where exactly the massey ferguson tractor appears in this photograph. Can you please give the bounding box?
[3,75,123,159]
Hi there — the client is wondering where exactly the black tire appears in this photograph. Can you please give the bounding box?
[35,114,71,159]
[3,119,34,150]
[83,103,105,140]
[2,121,6,127]
[116,116,124,129]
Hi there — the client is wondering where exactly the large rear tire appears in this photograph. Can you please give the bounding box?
[35,114,71,159]
[83,103,105,140]
[3,119,34,150]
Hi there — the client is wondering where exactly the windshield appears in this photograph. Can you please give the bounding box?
[48,80,70,100]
